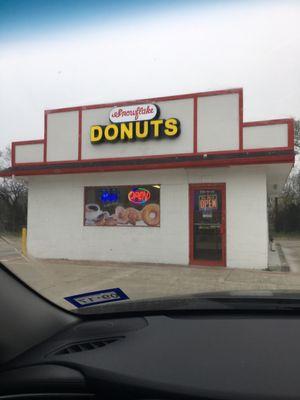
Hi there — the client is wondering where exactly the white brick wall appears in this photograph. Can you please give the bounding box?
[27,166,268,269]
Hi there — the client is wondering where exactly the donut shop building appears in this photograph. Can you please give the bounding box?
[2,88,294,269]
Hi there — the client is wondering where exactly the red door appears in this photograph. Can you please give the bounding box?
[189,184,226,266]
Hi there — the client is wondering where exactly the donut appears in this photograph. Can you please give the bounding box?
[105,216,118,226]
[141,204,160,226]
[110,213,118,221]
[127,207,142,225]
[95,214,106,226]
[115,206,129,224]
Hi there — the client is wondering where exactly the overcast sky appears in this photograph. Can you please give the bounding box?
[0,0,300,149]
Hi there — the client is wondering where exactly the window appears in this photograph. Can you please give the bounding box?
[84,185,160,227]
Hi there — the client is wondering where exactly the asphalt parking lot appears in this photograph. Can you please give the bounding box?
[1,234,300,311]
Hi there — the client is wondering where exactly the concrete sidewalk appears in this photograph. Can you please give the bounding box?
[275,236,300,273]
[1,234,300,311]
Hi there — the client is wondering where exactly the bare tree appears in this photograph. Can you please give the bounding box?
[272,121,300,232]
[0,147,28,232]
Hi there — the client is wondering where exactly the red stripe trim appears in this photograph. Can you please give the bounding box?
[11,142,15,167]
[288,119,295,149]
[43,111,47,162]
[78,110,82,160]
[6,153,294,177]
[243,118,294,127]
[12,139,44,146]
[193,96,198,153]
[239,90,243,150]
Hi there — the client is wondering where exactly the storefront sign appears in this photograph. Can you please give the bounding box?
[90,103,180,144]
[128,187,151,205]
[110,104,158,123]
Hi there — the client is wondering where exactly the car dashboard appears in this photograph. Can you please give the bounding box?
[1,312,300,399]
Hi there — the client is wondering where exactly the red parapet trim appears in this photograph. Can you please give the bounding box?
[9,153,294,177]
[12,140,44,167]
[44,88,243,114]
[195,88,242,98]
[12,139,44,146]
[288,119,295,149]
[243,118,294,127]
[243,118,295,151]
[44,111,47,162]
[239,90,244,150]
[11,142,15,167]
[78,110,82,161]
[193,96,198,153]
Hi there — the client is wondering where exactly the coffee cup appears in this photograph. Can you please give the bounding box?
[85,203,101,222]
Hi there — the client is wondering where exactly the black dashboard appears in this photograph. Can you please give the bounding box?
[1,312,300,399]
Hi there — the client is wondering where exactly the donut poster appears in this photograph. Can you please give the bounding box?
[84,185,160,227]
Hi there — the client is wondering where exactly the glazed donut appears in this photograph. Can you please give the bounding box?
[95,214,106,226]
[141,204,160,226]
[105,216,118,226]
[95,211,109,226]
[126,207,142,225]
[115,206,129,224]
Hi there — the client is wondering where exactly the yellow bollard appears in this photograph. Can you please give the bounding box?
[21,227,27,256]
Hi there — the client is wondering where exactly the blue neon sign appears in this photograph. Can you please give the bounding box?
[98,189,120,203]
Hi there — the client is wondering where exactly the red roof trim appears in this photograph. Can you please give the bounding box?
[3,152,294,178]
[45,88,243,114]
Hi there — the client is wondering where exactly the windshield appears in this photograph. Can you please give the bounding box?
[1,0,300,313]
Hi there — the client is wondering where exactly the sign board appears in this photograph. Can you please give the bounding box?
[90,103,181,144]
[109,104,159,123]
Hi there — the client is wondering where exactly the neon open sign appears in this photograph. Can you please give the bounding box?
[99,189,120,203]
[128,187,151,205]
[199,194,218,210]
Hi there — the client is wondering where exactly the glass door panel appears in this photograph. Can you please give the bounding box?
[191,186,225,265]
